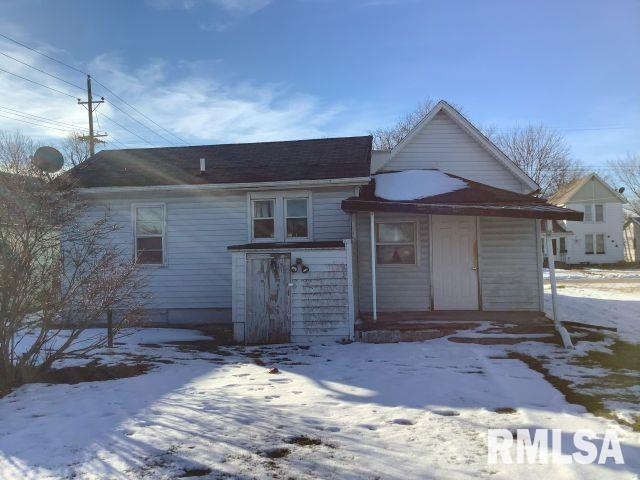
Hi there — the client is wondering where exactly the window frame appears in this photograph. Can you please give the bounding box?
[284,196,310,241]
[584,234,594,255]
[583,204,593,223]
[132,203,167,266]
[375,221,418,266]
[250,197,276,242]
[596,233,606,254]
[247,191,313,243]
[594,204,604,223]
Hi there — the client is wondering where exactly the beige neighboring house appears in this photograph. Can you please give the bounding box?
[624,217,640,262]
[547,173,627,265]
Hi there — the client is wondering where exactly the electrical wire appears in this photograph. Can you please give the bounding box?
[0,50,85,91]
[98,111,155,146]
[0,32,87,75]
[0,112,81,133]
[105,100,178,146]
[0,66,80,99]
[0,105,87,131]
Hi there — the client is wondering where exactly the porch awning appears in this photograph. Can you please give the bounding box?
[341,170,583,221]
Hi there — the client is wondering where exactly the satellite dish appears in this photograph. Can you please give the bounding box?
[32,146,64,173]
[618,187,626,194]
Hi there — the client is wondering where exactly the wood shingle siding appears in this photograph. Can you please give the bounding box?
[478,217,542,311]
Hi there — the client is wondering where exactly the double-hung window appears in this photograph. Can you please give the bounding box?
[375,222,416,265]
[252,199,275,239]
[584,204,604,223]
[584,233,605,255]
[584,204,593,222]
[285,198,309,239]
[135,205,165,264]
[595,204,604,222]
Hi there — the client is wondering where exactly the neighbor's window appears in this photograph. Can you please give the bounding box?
[585,234,594,255]
[584,204,593,222]
[376,222,416,265]
[135,205,165,264]
[596,233,605,254]
[559,237,566,253]
[252,199,275,239]
[595,204,604,222]
[285,198,309,239]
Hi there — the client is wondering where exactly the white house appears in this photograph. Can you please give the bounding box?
[547,173,627,265]
[67,101,581,344]
[624,217,640,262]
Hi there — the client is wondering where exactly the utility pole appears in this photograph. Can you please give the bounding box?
[78,75,106,157]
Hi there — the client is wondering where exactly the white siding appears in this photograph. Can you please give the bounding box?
[356,212,430,313]
[84,185,355,323]
[478,217,542,311]
[380,111,526,192]
[562,202,625,264]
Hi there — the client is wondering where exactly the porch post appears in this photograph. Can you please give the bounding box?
[544,219,573,349]
[370,211,377,321]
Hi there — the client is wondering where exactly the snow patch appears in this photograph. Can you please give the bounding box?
[374,170,468,201]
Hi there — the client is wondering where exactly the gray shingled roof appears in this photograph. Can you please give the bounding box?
[65,136,373,188]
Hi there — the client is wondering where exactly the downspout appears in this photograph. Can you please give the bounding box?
[370,211,377,321]
[544,220,573,349]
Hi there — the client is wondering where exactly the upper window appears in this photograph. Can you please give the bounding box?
[595,204,604,222]
[584,204,593,222]
[584,204,604,223]
[135,205,165,264]
[252,199,275,239]
[285,198,309,239]
[376,222,416,265]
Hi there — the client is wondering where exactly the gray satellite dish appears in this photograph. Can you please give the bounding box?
[618,187,625,194]
[32,146,64,173]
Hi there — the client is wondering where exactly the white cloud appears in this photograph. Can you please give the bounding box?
[145,0,272,14]
[0,39,353,149]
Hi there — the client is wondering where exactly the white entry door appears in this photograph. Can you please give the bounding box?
[431,215,479,310]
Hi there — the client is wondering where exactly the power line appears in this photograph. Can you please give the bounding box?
[0,50,85,91]
[0,111,82,133]
[92,78,188,145]
[98,111,155,147]
[0,66,80,99]
[0,105,87,131]
[105,99,178,146]
[0,32,87,76]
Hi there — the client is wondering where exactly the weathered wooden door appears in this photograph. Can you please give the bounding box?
[246,253,291,344]
[431,215,479,310]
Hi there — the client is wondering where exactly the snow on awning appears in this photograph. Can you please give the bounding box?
[374,170,468,201]
[342,170,584,221]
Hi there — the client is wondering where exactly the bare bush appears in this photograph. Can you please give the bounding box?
[0,158,146,392]
[610,154,640,216]
[370,99,438,150]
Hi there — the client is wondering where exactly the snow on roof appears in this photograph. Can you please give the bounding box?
[374,170,468,201]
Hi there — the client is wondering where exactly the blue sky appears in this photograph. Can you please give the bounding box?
[0,0,639,168]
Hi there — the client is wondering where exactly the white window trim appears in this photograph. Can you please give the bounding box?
[247,191,313,242]
[594,204,605,223]
[249,197,276,242]
[583,204,593,223]
[375,220,418,266]
[132,203,167,266]
[595,233,606,254]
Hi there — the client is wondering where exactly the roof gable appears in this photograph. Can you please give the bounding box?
[376,100,539,192]
[549,173,626,205]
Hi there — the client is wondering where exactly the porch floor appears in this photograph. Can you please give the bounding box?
[356,310,561,344]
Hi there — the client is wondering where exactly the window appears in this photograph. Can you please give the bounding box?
[285,198,309,239]
[375,222,416,265]
[252,199,275,239]
[559,237,566,253]
[584,204,593,222]
[595,204,604,222]
[135,205,165,264]
[585,234,594,255]
[596,234,605,254]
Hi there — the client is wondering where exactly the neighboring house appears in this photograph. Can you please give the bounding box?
[539,220,573,265]
[547,173,627,265]
[624,217,640,262]
[66,100,581,344]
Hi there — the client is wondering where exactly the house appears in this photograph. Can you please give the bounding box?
[547,173,627,265]
[66,100,581,344]
[539,220,573,265]
[624,216,640,262]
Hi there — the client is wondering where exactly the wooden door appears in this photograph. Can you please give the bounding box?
[431,216,479,310]
[246,253,291,344]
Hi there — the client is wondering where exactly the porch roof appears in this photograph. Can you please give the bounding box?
[341,171,583,221]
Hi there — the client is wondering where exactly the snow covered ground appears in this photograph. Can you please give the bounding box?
[0,328,638,479]
[544,267,640,281]
[545,279,640,342]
